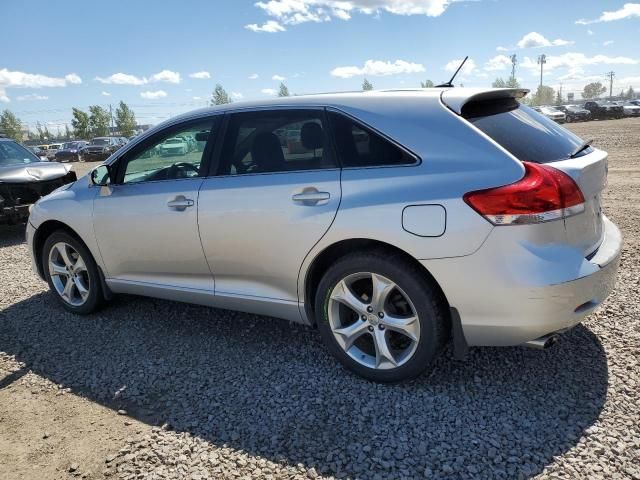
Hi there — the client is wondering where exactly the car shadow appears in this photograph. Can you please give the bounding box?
[0,292,608,479]
[0,224,26,248]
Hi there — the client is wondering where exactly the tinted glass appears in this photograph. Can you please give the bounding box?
[0,141,40,166]
[121,120,213,184]
[219,110,335,175]
[465,99,591,163]
[328,111,416,168]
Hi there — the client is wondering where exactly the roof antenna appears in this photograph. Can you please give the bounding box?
[436,56,469,88]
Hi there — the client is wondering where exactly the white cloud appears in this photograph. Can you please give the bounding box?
[0,68,83,102]
[484,55,512,72]
[189,71,211,79]
[95,70,181,85]
[101,91,111,97]
[577,3,640,24]
[272,74,286,81]
[96,73,147,85]
[331,59,425,78]
[247,0,453,31]
[496,46,509,52]
[249,73,260,79]
[231,91,244,99]
[140,90,167,99]
[516,32,573,49]
[65,73,82,84]
[261,88,277,95]
[587,29,594,35]
[520,52,638,74]
[245,20,286,32]
[603,40,614,46]
[150,70,181,84]
[444,58,476,74]
[16,93,48,101]
[192,96,203,100]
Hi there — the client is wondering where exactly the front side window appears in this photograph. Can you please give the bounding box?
[120,120,214,184]
[218,110,336,175]
[328,111,417,168]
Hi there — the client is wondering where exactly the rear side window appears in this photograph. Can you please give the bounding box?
[218,110,335,175]
[464,99,591,163]
[328,111,416,168]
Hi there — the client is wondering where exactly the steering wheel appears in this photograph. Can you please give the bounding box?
[168,162,199,179]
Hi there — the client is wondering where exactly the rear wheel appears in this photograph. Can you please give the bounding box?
[42,231,104,314]
[315,250,449,382]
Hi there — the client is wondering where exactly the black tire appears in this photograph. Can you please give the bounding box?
[42,231,104,315]
[315,249,449,383]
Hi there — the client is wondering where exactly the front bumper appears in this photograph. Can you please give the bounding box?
[25,221,42,278]
[83,151,110,162]
[422,215,622,346]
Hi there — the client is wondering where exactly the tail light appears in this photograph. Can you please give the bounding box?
[463,162,585,225]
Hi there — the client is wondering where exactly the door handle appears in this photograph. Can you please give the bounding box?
[167,195,194,211]
[292,190,330,205]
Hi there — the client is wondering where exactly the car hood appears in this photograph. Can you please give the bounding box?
[0,161,72,183]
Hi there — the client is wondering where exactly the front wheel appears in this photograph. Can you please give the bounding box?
[42,231,104,314]
[315,251,449,382]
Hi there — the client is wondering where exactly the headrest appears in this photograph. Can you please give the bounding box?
[301,122,324,150]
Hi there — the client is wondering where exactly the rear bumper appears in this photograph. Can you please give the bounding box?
[422,215,622,346]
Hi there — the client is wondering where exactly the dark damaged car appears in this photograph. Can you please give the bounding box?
[83,137,122,162]
[0,136,77,224]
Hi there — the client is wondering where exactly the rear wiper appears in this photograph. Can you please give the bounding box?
[569,138,594,159]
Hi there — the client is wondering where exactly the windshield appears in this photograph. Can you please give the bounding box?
[464,99,591,163]
[62,142,79,149]
[90,138,109,145]
[0,141,41,166]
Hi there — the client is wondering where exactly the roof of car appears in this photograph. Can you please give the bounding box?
[165,87,531,124]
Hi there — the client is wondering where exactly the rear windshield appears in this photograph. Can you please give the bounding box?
[464,98,591,163]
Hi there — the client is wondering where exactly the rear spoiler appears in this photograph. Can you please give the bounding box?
[441,88,529,115]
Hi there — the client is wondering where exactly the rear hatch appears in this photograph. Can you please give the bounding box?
[445,91,607,257]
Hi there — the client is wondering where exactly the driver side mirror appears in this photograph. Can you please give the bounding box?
[90,165,112,186]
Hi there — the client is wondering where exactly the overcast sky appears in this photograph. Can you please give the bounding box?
[2,0,639,131]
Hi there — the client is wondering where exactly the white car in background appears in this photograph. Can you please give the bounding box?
[536,106,566,123]
[159,137,189,156]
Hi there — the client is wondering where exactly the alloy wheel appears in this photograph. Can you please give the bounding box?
[48,242,90,306]
[327,272,420,370]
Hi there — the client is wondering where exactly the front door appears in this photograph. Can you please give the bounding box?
[93,117,218,292]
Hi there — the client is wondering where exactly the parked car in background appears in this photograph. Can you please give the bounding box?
[27,88,622,382]
[55,141,88,162]
[535,106,566,123]
[628,99,640,107]
[158,136,189,156]
[46,143,63,161]
[0,136,76,224]
[29,146,46,158]
[618,101,640,117]
[83,137,122,162]
[584,100,624,120]
[556,105,591,122]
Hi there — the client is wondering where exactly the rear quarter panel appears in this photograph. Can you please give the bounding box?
[298,95,525,302]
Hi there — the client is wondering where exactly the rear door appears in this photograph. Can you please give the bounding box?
[198,108,341,305]
[463,100,607,256]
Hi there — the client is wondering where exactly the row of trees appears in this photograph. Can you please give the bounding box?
[71,102,137,138]
[210,82,292,105]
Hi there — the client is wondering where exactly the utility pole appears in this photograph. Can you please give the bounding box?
[537,54,546,89]
[510,54,517,81]
[109,104,115,135]
[605,71,615,99]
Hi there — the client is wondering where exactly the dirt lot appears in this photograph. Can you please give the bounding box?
[1,118,639,479]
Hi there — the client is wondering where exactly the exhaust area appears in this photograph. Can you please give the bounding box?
[523,334,560,350]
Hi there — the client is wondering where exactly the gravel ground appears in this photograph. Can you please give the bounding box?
[1,118,639,479]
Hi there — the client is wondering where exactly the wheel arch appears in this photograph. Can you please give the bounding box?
[302,238,450,326]
[33,220,89,279]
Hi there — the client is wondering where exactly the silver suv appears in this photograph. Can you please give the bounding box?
[26,88,622,382]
